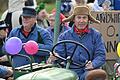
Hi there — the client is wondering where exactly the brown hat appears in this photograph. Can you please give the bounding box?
[63,6,100,24]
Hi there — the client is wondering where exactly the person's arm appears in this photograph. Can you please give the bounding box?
[0,65,13,78]
[53,33,66,57]
[47,33,66,64]
[37,30,53,56]
[38,31,53,51]
[92,33,106,69]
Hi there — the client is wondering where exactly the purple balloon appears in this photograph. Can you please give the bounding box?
[5,37,22,55]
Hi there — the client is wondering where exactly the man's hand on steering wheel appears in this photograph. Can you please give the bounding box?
[47,40,90,69]
[47,52,58,64]
[85,61,94,70]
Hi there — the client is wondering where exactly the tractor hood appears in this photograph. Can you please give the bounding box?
[16,67,79,80]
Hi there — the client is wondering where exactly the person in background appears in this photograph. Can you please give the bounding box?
[47,6,107,80]
[0,20,10,66]
[47,11,70,40]
[36,3,49,28]
[7,7,53,67]
[102,0,111,11]
[87,0,112,11]
[0,20,13,80]
[87,0,107,11]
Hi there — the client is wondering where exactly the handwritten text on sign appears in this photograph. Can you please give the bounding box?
[91,11,120,59]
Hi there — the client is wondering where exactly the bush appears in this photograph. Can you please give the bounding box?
[46,3,55,13]
[37,0,55,3]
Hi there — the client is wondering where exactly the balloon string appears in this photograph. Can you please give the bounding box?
[30,55,35,63]
[22,43,25,46]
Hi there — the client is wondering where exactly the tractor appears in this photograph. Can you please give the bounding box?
[5,38,107,80]
[1,0,120,80]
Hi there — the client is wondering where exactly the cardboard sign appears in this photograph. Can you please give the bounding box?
[90,11,120,59]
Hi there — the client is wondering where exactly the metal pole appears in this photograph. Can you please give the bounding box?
[53,0,61,45]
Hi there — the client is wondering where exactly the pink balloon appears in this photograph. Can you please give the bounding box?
[24,40,38,55]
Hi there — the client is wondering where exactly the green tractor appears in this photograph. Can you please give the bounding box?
[7,40,89,80]
[3,0,120,79]
[5,39,108,80]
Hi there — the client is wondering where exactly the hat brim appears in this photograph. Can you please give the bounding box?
[0,24,8,30]
[89,14,100,24]
[21,14,36,17]
[62,14,74,22]
[63,14,100,24]
[0,21,8,30]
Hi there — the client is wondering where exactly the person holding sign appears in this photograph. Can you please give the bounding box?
[6,7,53,67]
[47,6,106,80]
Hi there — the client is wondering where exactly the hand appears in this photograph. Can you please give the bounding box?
[0,55,8,62]
[85,61,94,70]
[6,67,13,78]
[2,67,13,78]
[47,52,58,64]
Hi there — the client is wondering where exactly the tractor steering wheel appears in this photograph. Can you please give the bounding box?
[51,40,90,69]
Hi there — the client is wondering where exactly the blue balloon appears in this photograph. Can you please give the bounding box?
[5,37,22,55]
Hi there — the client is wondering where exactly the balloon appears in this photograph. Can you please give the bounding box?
[117,42,120,57]
[24,40,38,55]
[5,37,22,55]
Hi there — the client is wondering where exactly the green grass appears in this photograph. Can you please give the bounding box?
[45,3,55,13]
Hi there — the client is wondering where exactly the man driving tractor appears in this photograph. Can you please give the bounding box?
[47,5,107,80]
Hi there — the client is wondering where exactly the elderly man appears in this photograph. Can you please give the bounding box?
[47,6,106,80]
[7,7,53,67]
